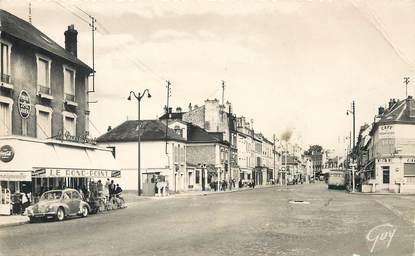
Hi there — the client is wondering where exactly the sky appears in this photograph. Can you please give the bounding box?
[2,0,415,155]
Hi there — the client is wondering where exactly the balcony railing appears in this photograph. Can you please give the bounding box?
[1,73,10,84]
[38,85,51,95]
[65,94,75,102]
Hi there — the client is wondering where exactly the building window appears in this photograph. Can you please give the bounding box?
[195,170,200,184]
[36,105,52,140]
[382,166,390,184]
[1,41,11,84]
[36,54,52,95]
[0,97,13,136]
[63,111,77,136]
[63,65,76,101]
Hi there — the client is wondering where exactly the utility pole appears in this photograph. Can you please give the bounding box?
[273,134,276,186]
[28,1,32,23]
[221,80,225,106]
[228,101,232,190]
[404,77,410,98]
[165,80,171,154]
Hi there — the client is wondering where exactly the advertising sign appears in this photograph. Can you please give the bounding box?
[0,171,31,181]
[379,125,394,139]
[18,90,31,119]
[0,145,14,163]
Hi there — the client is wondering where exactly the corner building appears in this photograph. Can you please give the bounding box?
[0,10,119,214]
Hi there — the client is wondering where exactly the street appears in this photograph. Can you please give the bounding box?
[1,183,414,256]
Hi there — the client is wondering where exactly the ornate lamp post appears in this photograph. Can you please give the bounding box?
[128,89,151,196]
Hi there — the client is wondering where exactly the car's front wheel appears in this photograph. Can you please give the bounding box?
[56,207,65,221]
[81,206,88,217]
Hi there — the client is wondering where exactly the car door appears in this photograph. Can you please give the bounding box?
[62,192,73,214]
[71,191,82,214]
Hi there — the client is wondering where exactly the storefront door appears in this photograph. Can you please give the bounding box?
[382,166,390,191]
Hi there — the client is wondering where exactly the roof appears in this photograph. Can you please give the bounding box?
[97,120,186,143]
[187,123,228,145]
[371,97,415,135]
[0,9,93,72]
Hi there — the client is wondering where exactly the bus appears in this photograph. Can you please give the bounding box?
[327,169,347,189]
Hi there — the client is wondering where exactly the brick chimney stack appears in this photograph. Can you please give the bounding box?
[64,24,78,57]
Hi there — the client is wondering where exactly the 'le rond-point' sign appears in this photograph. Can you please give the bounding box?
[18,90,31,119]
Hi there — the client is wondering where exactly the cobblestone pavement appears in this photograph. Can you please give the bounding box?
[0,183,414,256]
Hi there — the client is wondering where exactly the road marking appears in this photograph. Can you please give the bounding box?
[375,199,414,224]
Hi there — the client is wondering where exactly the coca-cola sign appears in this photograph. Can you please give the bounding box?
[18,90,31,119]
[0,145,14,163]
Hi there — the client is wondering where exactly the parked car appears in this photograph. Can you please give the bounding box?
[25,189,91,222]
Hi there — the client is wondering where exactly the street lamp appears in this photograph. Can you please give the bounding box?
[128,89,151,196]
[346,100,356,192]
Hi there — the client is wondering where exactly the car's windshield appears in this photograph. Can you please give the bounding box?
[40,191,62,201]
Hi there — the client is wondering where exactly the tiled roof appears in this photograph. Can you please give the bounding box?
[97,120,186,143]
[187,123,228,145]
[0,9,93,72]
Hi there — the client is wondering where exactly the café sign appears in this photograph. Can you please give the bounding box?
[379,125,394,139]
[18,90,31,119]
[0,171,31,181]
[32,169,121,178]
[0,145,14,163]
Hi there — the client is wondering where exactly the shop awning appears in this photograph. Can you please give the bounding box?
[0,137,120,180]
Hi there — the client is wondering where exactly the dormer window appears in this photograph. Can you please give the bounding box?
[63,65,77,107]
[0,40,12,89]
[36,54,53,100]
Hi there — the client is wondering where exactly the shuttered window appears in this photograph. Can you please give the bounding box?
[0,102,11,136]
[404,163,415,176]
[37,110,51,140]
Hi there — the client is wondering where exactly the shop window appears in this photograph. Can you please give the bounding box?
[36,109,52,140]
[63,65,76,101]
[36,54,51,95]
[404,163,415,176]
[63,111,77,136]
[1,41,11,83]
[0,100,12,136]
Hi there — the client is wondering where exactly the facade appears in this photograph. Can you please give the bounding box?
[359,97,415,193]
[97,120,187,195]
[0,10,119,214]
[236,116,255,183]
[185,122,231,191]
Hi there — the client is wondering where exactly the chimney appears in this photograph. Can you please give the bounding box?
[64,25,78,57]
[188,103,192,111]
[406,97,415,118]
[168,107,172,113]
[388,99,395,109]
[378,106,385,115]
[176,107,182,113]
[107,126,112,132]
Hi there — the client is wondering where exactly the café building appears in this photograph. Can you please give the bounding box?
[0,10,120,214]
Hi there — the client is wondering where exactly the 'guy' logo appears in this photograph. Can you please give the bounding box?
[366,223,396,253]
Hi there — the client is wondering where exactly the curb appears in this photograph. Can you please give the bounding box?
[0,219,28,228]
[349,192,415,196]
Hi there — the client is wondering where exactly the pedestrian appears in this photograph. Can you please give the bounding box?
[115,184,123,195]
[104,178,110,199]
[109,180,116,199]
[97,180,104,196]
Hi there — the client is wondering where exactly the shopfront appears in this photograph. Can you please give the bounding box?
[0,136,120,214]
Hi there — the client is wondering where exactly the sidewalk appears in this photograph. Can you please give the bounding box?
[349,191,415,196]
[0,215,29,228]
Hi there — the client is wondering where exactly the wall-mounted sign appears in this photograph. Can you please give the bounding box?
[379,125,394,139]
[0,145,14,163]
[32,168,120,178]
[56,131,97,145]
[18,90,31,119]
[0,171,31,181]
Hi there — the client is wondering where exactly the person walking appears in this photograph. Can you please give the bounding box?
[104,178,110,199]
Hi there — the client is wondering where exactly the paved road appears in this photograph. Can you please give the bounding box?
[1,183,414,256]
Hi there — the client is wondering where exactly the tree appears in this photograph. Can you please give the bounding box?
[305,145,323,155]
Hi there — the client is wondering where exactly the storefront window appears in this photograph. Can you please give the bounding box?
[195,170,200,184]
